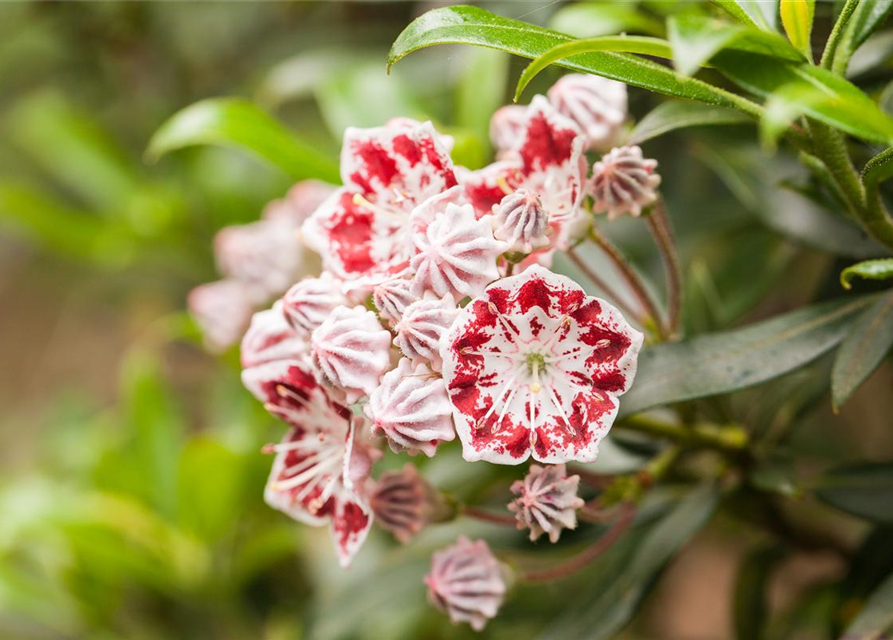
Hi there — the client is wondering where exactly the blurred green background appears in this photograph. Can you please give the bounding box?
[1,2,892,639]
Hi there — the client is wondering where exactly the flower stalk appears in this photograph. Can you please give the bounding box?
[645,199,682,338]
[618,415,749,454]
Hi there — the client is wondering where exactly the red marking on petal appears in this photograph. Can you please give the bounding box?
[393,134,422,165]
[351,139,399,189]
[520,113,578,175]
[329,191,376,274]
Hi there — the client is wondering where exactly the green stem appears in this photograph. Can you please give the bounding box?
[618,415,749,453]
[807,120,865,213]
[820,0,860,69]
[861,148,893,252]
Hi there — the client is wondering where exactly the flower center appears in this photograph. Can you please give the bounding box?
[526,352,546,394]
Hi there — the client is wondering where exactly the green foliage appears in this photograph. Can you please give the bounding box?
[840,258,893,289]
[832,291,893,409]
[815,462,893,524]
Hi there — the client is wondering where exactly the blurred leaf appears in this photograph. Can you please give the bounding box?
[629,100,751,144]
[539,484,718,640]
[842,572,893,640]
[815,462,893,524]
[548,2,664,38]
[147,98,339,183]
[713,50,893,144]
[389,6,761,115]
[840,259,893,289]
[177,438,247,542]
[713,0,779,31]
[621,296,874,417]
[456,47,508,149]
[833,0,893,74]
[779,0,814,61]
[667,14,801,77]
[847,29,893,77]
[832,291,893,409]
[257,49,364,108]
[750,459,801,498]
[734,544,788,640]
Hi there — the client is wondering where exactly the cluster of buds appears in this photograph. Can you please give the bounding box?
[193,73,665,631]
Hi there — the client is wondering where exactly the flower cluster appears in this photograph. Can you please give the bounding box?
[194,73,661,631]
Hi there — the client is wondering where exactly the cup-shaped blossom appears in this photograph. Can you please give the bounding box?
[591,145,661,220]
[493,189,550,255]
[241,301,309,369]
[370,464,447,543]
[425,536,507,631]
[547,74,627,151]
[282,272,348,334]
[188,279,255,353]
[508,464,584,542]
[410,203,508,299]
[311,305,393,402]
[365,358,455,456]
[440,265,643,465]
[393,295,460,370]
[489,104,528,157]
[372,276,416,325]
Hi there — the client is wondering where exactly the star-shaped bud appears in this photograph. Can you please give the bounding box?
[311,305,392,402]
[241,301,309,369]
[440,265,643,465]
[508,464,584,542]
[370,464,448,543]
[591,145,661,220]
[489,104,528,158]
[365,359,455,457]
[372,276,416,325]
[282,272,348,334]
[187,279,255,353]
[547,74,627,151]
[425,537,507,631]
[410,203,508,299]
[493,189,550,255]
[393,295,459,370]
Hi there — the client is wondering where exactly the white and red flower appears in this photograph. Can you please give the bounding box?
[440,265,643,465]
[282,272,348,335]
[591,145,661,219]
[187,279,255,353]
[394,295,460,369]
[241,301,309,369]
[547,74,627,151]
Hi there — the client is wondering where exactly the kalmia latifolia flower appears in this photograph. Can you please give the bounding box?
[547,74,627,151]
[591,145,661,220]
[241,301,309,369]
[263,180,336,227]
[508,464,584,542]
[393,295,459,369]
[425,536,507,631]
[187,279,255,353]
[441,265,643,465]
[372,276,416,325]
[282,272,348,334]
[493,189,550,255]
[311,305,392,402]
[410,203,507,299]
[370,463,447,543]
[365,358,455,456]
[489,104,528,157]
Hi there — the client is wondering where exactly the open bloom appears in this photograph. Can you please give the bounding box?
[547,74,627,151]
[440,265,643,465]
[489,104,528,158]
[425,536,506,631]
[509,464,584,542]
[591,145,661,219]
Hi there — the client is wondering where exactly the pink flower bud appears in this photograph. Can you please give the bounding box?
[282,272,348,334]
[370,464,447,543]
[425,536,507,631]
[311,305,392,402]
[372,277,416,324]
[489,104,528,157]
[365,358,455,457]
[263,180,336,226]
[591,145,661,220]
[493,189,550,254]
[548,74,627,151]
[393,295,459,370]
[508,464,584,543]
[187,279,255,353]
[241,301,309,369]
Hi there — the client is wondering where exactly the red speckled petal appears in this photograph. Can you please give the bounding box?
[330,493,373,567]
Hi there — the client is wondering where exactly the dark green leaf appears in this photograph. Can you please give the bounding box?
[832,291,893,409]
[843,572,893,640]
[621,296,874,417]
[816,462,893,524]
[779,0,815,60]
[713,50,893,144]
[733,545,788,640]
[548,2,664,38]
[147,98,339,183]
[629,100,751,144]
[840,259,893,289]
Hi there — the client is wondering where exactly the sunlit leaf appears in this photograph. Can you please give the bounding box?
[548,2,664,39]
[840,259,893,289]
[712,0,778,31]
[832,291,893,409]
[779,0,814,61]
[628,100,751,144]
[815,462,893,524]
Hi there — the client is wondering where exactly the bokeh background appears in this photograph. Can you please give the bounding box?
[1,2,892,639]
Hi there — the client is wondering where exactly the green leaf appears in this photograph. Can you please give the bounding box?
[840,259,893,289]
[832,292,893,409]
[712,49,893,144]
[816,462,893,524]
[539,485,718,640]
[628,100,751,144]
[389,6,762,117]
[177,438,246,542]
[620,296,874,417]
[147,98,339,183]
[834,0,893,74]
[843,572,893,640]
[733,545,788,640]
[548,2,664,39]
[456,47,509,148]
[667,14,801,77]
[779,0,815,61]
[713,0,778,31]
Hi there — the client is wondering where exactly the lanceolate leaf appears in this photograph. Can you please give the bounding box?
[842,572,893,640]
[620,296,874,417]
[834,0,893,74]
[832,291,893,409]
[389,6,762,117]
[629,100,751,144]
[779,0,815,61]
[147,98,339,183]
[548,2,665,39]
[713,0,778,31]
[840,259,893,289]
[815,462,893,524]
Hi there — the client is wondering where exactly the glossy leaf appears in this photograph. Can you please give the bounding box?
[548,2,664,39]
[713,50,893,144]
[816,462,893,524]
[147,98,339,183]
[733,545,788,640]
[629,100,751,144]
[779,0,814,60]
[842,572,893,640]
[389,6,761,116]
[713,0,778,31]
[840,259,893,289]
[620,295,874,417]
[832,292,893,409]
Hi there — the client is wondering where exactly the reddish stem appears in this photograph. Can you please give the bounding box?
[462,506,517,527]
[646,200,682,338]
[566,246,643,323]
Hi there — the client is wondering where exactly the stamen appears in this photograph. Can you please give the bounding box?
[352,193,405,222]
[595,338,612,349]
[530,359,541,394]
[496,175,514,196]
